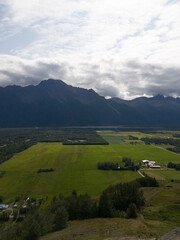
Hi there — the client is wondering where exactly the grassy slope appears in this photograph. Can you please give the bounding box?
[40,218,175,240]
[144,169,180,181]
[1,131,180,240]
[40,170,180,240]
[0,143,140,201]
[1,143,180,201]
[142,170,180,237]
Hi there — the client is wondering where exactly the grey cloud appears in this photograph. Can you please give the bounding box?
[123,61,180,98]
[0,59,180,99]
[0,62,69,86]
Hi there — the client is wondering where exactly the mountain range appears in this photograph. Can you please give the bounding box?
[0,79,180,128]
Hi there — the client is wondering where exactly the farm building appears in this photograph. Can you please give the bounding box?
[142,160,149,166]
[142,160,149,164]
[142,160,160,168]
[150,165,161,169]
[149,161,155,166]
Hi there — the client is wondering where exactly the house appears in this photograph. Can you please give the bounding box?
[142,160,149,166]
[150,165,161,169]
[149,161,155,166]
[142,160,159,168]
[0,204,9,210]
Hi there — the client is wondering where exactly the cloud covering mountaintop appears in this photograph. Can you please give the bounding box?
[0,0,180,99]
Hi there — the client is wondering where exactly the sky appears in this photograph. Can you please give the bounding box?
[0,0,180,99]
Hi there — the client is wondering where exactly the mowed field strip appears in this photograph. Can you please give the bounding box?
[1,142,180,201]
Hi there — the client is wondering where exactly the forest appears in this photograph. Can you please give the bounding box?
[0,128,108,164]
[0,176,158,240]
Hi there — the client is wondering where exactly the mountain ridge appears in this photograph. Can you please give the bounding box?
[0,79,180,127]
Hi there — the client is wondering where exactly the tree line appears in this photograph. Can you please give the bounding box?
[97,157,140,171]
[0,128,108,165]
[37,168,55,173]
[167,162,180,170]
[0,176,159,240]
[141,137,180,154]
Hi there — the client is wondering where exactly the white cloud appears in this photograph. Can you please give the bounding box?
[0,0,180,99]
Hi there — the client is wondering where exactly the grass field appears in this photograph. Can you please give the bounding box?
[1,142,180,201]
[40,217,175,240]
[97,130,128,145]
[144,169,180,182]
[1,130,180,240]
[142,182,180,228]
[98,130,180,145]
[0,143,140,201]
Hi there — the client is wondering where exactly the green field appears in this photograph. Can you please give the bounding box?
[98,130,180,145]
[97,130,128,144]
[1,142,180,201]
[145,169,180,182]
[40,218,174,240]
[0,143,140,201]
[1,130,180,240]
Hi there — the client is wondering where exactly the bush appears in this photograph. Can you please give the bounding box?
[137,176,159,187]
[0,195,3,203]
[126,203,137,218]
[53,207,69,231]
[99,181,145,218]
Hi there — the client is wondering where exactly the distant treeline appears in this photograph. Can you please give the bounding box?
[167,146,180,154]
[128,135,139,140]
[0,128,108,165]
[173,134,180,138]
[0,141,35,164]
[97,157,140,171]
[167,162,180,170]
[141,137,180,145]
[63,142,108,145]
[62,135,108,145]
[141,137,180,154]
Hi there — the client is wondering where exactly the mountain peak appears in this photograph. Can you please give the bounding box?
[153,94,165,100]
[38,79,67,87]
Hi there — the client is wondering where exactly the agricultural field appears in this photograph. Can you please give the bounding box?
[145,169,180,182]
[98,129,180,145]
[0,143,141,201]
[1,129,180,240]
[1,139,180,201]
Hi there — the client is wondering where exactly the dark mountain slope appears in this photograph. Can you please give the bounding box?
[0,79,120,127]
[108,95,180,126]
[1,79,180,127]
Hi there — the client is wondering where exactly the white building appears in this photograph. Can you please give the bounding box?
[0,204,8,210]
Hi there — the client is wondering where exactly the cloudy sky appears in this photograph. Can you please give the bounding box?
[0,0,180,99]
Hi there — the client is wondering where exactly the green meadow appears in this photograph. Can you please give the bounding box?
[1,141,180,201]
[0,143,139,201]
[145,169,180,182]
[98,130,180,144]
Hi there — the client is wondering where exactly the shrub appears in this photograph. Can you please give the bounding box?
[126,203,137,218]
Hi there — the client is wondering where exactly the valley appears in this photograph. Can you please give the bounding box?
[0,128,180,239]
